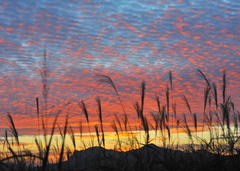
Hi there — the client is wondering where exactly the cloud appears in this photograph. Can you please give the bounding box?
[0,0,239,135]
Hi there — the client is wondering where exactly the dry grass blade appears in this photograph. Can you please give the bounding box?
[204,112,213,128]
[177,119,180,135]
[78,100,89,123]
[182,95,192,115]
[166,86,170,116]
[204,85,211,114]
[35,138,43,159]
[4,130,9,147]
[182,114,192,139]
[114,114,123,132]
[193,113,197,131]
[197,69,211,87]
[79,120,83,140]
[97,74,118,94]
[134,101,141,119]
[111,120,118,136]
[142,116,150,144]
[40,48,49,122]
[212,83,218,109]
[151,112,160,136]
[160,106,167,130]
[96,96,105,147]
[233,114,238,133]
[2,65,240,170]
[165,125,171,141]
[172,102,177,119]
[97,74,126,115]
[58,114,69,171]
[155,94,161,114]
[8,145,20,165]
[68,126,76,150]
[96,97,102,126]
[36,97,40,136]
[79,100,93,146]
[169,70,173,91]
[111,120,122,150]
[123,113,129,131]
[141,80,146,116]
[42,110,61,171]
[222,70,227,104]
[221,99,231,130]
[95,125,101,147]
[7,113,19,145]
[36,97,40,118]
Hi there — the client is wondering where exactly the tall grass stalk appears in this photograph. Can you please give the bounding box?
[96,96,105,148]
[2,68,240,170]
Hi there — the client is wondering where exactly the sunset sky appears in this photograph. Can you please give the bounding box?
[0,0,239,137]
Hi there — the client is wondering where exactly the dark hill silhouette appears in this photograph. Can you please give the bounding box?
[47,144,240,171]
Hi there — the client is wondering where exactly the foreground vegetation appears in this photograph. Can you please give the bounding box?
[1,57,240,170]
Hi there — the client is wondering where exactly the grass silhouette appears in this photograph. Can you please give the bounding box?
[0,53,240,170]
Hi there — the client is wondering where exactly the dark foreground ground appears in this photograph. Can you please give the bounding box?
[2,144,240,171]
[51,144,240,171]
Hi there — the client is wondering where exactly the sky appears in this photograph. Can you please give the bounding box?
[0,0,239,136]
